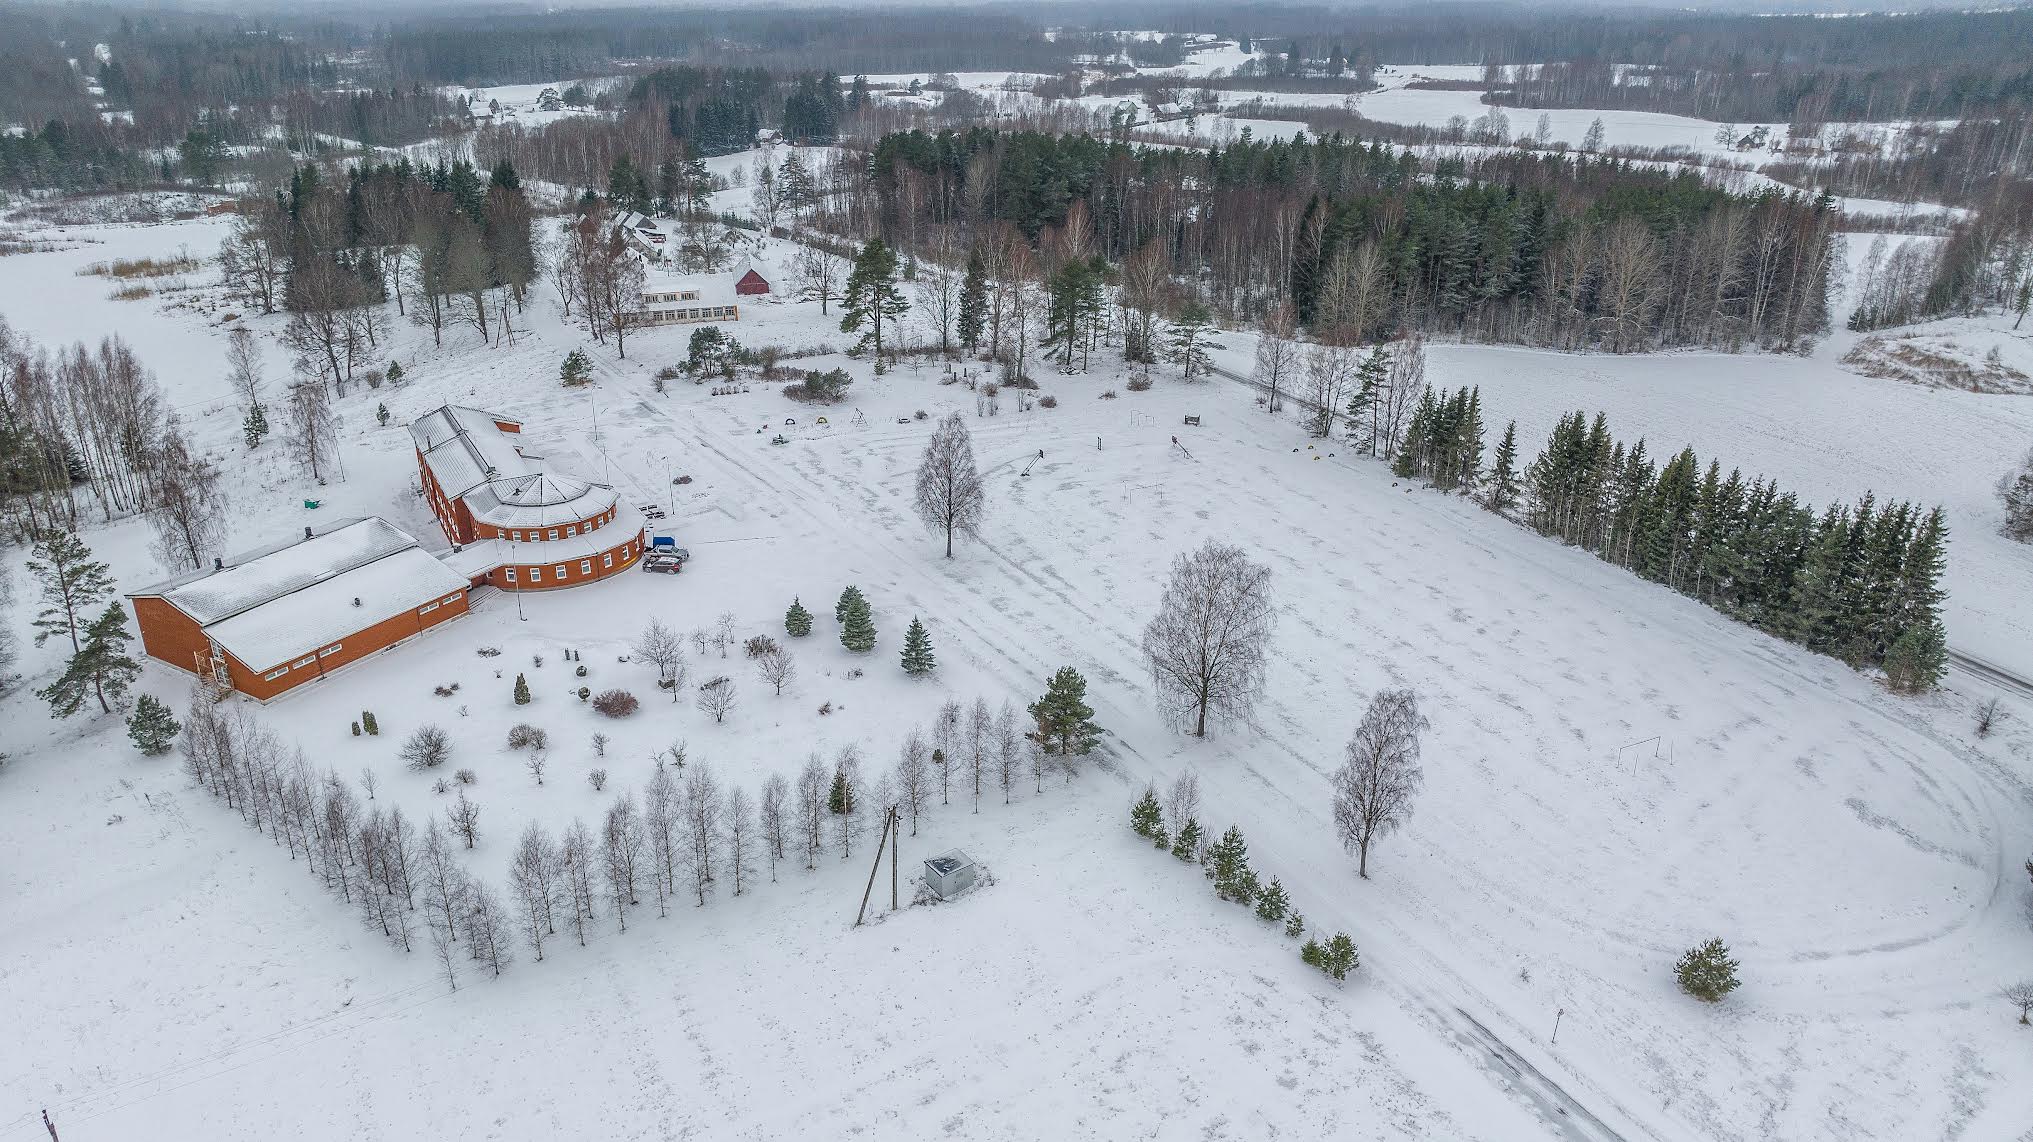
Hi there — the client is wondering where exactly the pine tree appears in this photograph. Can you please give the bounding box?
[1345,346,1389,454]
[1166,302,1214,380]
[1321,933,1359,980]
[958,247,988,352]
[385,361,405,385]
[840,593,876,653]
[1254,877,1290,922]
[560,349,593,387]
[243,402,269,448]
[1674,937,1741,1002]
[1130,786,1164,840]
[362,710,379,735]
[1284,911,1305,939]
[899,617,935,675]
[1171,817,1203,861]
[513,672,532,705]
[1027,666,1101,755]
[835,585,864,623]
[126,693,181,755]
[785,597,813,637]
[1485,420,1520,512]
[827,768,855,814]
[39,603,140,717]
[27,530,115,653]
[1205,825,1252,900]
[840,238,909,370]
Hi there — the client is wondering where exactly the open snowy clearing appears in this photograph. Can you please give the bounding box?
[0,200,2030,1141]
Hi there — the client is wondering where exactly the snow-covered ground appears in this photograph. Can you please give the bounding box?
[2,191,2031,1142]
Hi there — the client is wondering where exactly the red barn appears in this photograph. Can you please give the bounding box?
[735,266,771,296]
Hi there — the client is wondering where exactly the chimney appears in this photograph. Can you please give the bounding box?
[304,525,313,540]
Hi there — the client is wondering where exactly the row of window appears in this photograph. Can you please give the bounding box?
[255,593,463,683]
[640,306,738,325]
[644,289,702,304]
[500,541,637,586]
[499,510,613,544]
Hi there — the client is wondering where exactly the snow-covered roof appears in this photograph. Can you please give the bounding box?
[134,517,417,624]
[440,502,648,577]
[204,547,467,672]
[410,404,619,529]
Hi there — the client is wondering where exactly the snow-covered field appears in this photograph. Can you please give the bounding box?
[2,189,2032,1142]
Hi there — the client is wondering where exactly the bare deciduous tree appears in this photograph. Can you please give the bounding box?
[1252,304,1302,415]
[2004,980,2033,1025]
[284,378,338,482]
[681,763,722,905]
[509,822,561,960]
[561,818,598,945]
[725,785,754,895]
[995,700,1023,804]
[226,326,265,409]
[914,412,986,558]
[1331,688,1430,878]
[756,646,796,695]
[1378,335,1427,459]
[796,753,827,869]
[895,728,930,836]
[146,423,227,572]
[633,617,683,692]
[1142,541,1276,737]
[697,675,738,723]
[1165,771,1201,836]
[403,724,451,770]
[463,880,513,976]
[446,788,481,849]
[759,773,790,881]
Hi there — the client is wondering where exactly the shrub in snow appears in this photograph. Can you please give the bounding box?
[1999,448,2033,542]
[575,664,588,677]
[126,694,180,756]
[1038,395,1058,408]
[817,701,833,716]
[1675,938,1741,1002]
[1099,390,1117,399]
[455,767,477,785]
[914,409,929,420]
[1126,376,1153,392]
[513,673,532,705]
[506,723,548,751]
[433,683,459,697]
[744,634,779,659]
[577,686,591,701]
[432,778,450,794]
[402,725,451,770]
[361,710,379,736]
[560,349,593,388]
[591,689,639,717]
[2003,981,2033,1025]
[1284,911,1305,940]
[476,646,501,657]
[590,732,608,757]
[784,598,812,637]
[1301,933,1359,981]
[588,768,609,791]
[351,720,361,737]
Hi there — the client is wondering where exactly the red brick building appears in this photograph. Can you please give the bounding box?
[410,404,647,590]
[129,517,471,701]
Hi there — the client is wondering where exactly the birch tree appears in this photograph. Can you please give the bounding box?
[1330,688,1430,878]
[1142,541,1276,737]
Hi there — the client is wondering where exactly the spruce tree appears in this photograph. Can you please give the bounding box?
[958,246,988,352]
[243,403,269,448]
[362,710,379,735]
[899,617,935,675]
[1254,877,1290,922]
[126,693,181,755]
[1674,937,1741,1002]
[785,597,813,637]
[1028,666,1101,755]
[1485,420,1520,512]
[1171,817,1203,861]
[385,361,404,385]
[840,594,876,653]
[1166,302,1214,380]
[1284,911,1305,939]
[828,768,855,814]
[1883,620,1947,693]
[1345,347,1389,454]
[1321,933,1359,980]
[1130,786,1164,840]
[39,603,139,717]
[835,585,865,623]
[513,672,532,705]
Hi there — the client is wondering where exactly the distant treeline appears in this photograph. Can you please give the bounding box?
[861,128,1836,353]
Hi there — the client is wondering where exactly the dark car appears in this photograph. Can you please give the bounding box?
[640,549,688,574]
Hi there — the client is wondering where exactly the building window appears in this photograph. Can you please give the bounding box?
[264,667,288,681]
[530,567,542,583]
[293,655,317,669]
[504,568,517,584]
[554,564,566,579]
[603,552,613,568]
[420,601,440,614]
[442,594,461,605]
[548,529,559,541]
[581,560,592,574]
[319,644,342,657]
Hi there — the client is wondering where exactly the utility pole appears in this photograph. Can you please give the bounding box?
[855,807,893,926]
[889,806,899,910]
[1552,1006,1565,1045]
[43,1108,59,1141]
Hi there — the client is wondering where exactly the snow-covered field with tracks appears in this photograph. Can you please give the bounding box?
[0,198,2030,1142]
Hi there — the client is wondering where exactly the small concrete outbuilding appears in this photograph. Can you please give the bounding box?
[923,850,978,900]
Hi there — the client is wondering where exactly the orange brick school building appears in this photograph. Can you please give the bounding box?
[128,518,471,702]
[129,406,648,700]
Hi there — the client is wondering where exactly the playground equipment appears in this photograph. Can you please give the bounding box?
[1170,435,1194,460]
[1182,415,1201,427]
[771,434,789,445]
[1020,449,1044,477]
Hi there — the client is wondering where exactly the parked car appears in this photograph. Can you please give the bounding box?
[640,548,689,574]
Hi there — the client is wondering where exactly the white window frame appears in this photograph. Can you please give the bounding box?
[603,552,613,569]
[530,567,542,583]
[580,560,592,575]
[292,655,317,669]
[554,564,567,579]
[419,601,440,615]
[264,667,289,681]
[504,568,518,583]
[319,644,342,658]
